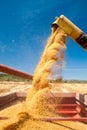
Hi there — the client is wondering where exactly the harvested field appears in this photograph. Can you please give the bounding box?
[0,81,31,96]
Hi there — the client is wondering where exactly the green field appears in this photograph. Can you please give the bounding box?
[0,73,31,82]
[0,73,87,83]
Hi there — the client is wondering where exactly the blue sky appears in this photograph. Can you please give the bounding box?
[0,0,87,80]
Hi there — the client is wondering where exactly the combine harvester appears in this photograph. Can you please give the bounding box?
[0,15,87,122]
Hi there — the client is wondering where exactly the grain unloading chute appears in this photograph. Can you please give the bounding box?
[0,64,33,80]
[52,15,87,50]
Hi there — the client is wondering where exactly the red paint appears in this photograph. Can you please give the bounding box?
[0,64,33,80]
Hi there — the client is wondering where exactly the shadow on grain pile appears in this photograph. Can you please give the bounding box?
[3,27,67,130]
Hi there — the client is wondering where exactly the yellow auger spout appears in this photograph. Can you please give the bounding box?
[52,15,87,50]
